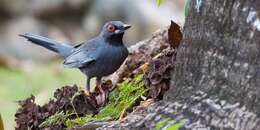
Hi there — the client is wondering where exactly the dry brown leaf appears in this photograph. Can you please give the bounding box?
[168,20,183,48]
[138,62,150,72]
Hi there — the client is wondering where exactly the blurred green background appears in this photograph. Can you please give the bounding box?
[0,0,185,129]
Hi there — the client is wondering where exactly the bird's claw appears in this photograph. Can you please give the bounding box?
[96,94,106,106]
[100,91,107,106]
[95,83,107,106]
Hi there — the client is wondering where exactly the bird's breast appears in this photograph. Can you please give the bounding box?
[98,45,128,69]
[84,45,128,77]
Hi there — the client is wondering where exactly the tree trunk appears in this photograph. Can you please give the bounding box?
[164,0,260,129]
[166,0,260,114]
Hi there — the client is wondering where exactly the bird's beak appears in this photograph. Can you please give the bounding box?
[123,24,131,30]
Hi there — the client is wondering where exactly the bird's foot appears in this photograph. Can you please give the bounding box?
[96,85,107,106]
[95,79,108,106]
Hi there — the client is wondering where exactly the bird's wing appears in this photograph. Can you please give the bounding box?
[63,39,99,68]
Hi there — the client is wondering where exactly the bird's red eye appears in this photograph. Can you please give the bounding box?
[107,24,115,32]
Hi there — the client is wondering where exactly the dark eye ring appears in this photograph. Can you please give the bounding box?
[107,24,115,32]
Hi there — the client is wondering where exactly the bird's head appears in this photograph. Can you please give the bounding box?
[100,21,131,43]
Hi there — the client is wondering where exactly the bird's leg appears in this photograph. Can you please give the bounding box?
[96,77,106,106]
[85,77,91,96]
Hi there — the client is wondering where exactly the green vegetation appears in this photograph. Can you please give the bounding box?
[155,118,171,130]
[0,62,85,130]
[65,115,109,129]
[40,111,72,128]
[65,74,147,128]
[155,118,182,130]
[166,123,182,130]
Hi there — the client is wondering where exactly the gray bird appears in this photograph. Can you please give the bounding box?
[19,21,131,104]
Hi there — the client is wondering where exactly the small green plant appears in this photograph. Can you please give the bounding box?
[66,74,147,128]
[40,111,72,128]
[96,74,147,119]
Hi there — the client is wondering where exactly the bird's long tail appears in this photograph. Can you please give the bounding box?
[19,33,73,58]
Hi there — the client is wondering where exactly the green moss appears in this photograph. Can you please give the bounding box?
[166,123,182,130]
[65,115,109,129]
[155,118,171,130]
[65,74,148,128]
[155,118,182,130]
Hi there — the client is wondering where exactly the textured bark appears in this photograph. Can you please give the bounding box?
[164,0,260,129]
[166,0,260,113]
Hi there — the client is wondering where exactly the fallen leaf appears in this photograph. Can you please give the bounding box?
[168,20,183,48]
[139,63,150,72]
